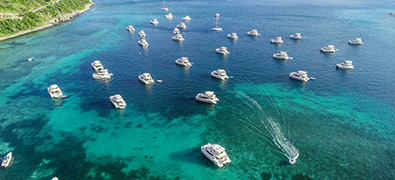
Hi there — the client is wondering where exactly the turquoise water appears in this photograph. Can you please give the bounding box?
[1,0,395,179]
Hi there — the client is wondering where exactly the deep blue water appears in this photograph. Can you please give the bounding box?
[0,0,394,179]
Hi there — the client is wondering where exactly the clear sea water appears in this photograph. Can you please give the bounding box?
[0,0,394,179]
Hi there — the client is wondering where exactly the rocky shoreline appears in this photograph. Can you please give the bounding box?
[0,0,95,42]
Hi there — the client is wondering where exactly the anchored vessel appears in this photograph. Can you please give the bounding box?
[212,14,223,31]
[149,19,159,25]
[321,45,338,53]
[271,37,283,44]
[1,152,12,168]
[138,73,155,85]
[348,38,363,45]
[138,39,149,47]
[173,27,180,34]
[289,71,310,82]
[201,143,231,168]
[172,34,184,41]
[247,29,261,36]
[47,84,65,99]
[176,23,187,29]
[165,13,173,19]
[273,51,293,60]
[227,33,238,39]
[211,69,229,80]
[92,69,113,80]
[336,61,354,69]
[126,25,135,32]
[110,94,126,109]
[195,91,219,104]
[91,60,104,71]
[290,33,302,39]
[181,16,191,21]
[175,57,192,67]
[139,30,147,38]
[216,47,230,55]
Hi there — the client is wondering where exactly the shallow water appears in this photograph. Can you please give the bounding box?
[0,0,394,179]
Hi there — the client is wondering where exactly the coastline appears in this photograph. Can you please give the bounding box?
[0,0,95,42]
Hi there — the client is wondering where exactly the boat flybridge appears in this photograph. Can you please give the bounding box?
[196,91,219,104]
[161,0,168,11]
[172,34,184,41]
[321,45,338,53]
[110,94,126,109]
[176,23,187,29]
[336,61,354,69]
[173,27,180,34]
[181,16,191,21]
[1,152,12,168]
[139,30,147,38]
[175,57,192,67]
[247,29,261,36]
[273,51,293,60]
[92,69,113,80]
[289,71,310,82]
[138,39,149,47]
[91,60,104,71]
[212,13,222,31]
[348,38,363,45]
[126,25,135,32]
[201,143,231,168]
[138,73,155,85]
[47,84,66,99]
[149,19,159,25]
[227,33,238,39]
[290,33,302,39]
[271,37,283,44]
[165,13,173,19]
[211,69,229,80]
[216,47,230,55]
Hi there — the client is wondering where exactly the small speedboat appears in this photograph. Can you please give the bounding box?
[336,61,354,69]
[201,143,231,167]
[273,51,293,60]
[216,47,230,55]
[51,177,59,180]
[212,27,223,31]
[227,33,238,39]
[195,91,219,104]
[92,69,113,80]
[181,16,191,21]
[1,152,12,168]
[161,0,168,11]
[348,38,363,45]
[173,27,180,34]
[91,60,104,71]
[289,154,299,164]
[172,34,184,41]
[211,69,229,80]
[139,30,147,38]
[176,23,187,29]
[110,94,126,109]
[138,39,149,47]
[138,73,155,85]
[47,84,66,99]
[149,19,159,25]
[321,45,338,53]
[289,71,310,82]
[247,29,261,36]
[212,13,222,31]
[126,25,135,32]
[175,57,192,67]
[290,33,302,39]
[271,37,283,44]
[165,13,173,19]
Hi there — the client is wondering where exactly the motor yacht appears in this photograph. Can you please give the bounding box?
[138,73,155,85]
[216,47,230,55]
[247,29,261,36]
[173,27,180,34]
[149,19,159,25]
[139,30,147,38]
[289,71,310,82]
[91,60,104,71]
[47,84,65,99]
[290,33,302,39]
[172,34,184,41]
[181,16,191,21]
[138,39,149,47]
[92,69,113,80]
[176,23,187,29]
[320,45,338,53]
[175,57,192,67]
[271,37,283,44]
[336,61,354,69]
[110,94,126,109]
[273,51,293,60]
[195,91,219,104]
[201,143,231,168]
[227,33,238,39]
[348,38,363,45]
[126,25,135,32]
[211,69,229,80]
[1,152,12,168]
[165,13,173,19]
[212,13,222,31]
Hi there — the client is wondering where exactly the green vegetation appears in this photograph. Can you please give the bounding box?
[0,0,91,37]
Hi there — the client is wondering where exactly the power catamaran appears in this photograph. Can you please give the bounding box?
[211,69,229,80]
[138,73,155,85]
[92,69,113,80]
[212,13,223,31]
[181,16,191,21]
[273,51,293,60]
[161,0,168,11]
[1,152,12,168]
[138,39,149,47]
[195,91,219,104]
[247,29,261,36]
[172,34,184,41]
[176,23,187,29]
[126,25,135,32]
[271,37,283,44]
[165,13,173,19]
[321,45,338,53]
[47,84,66,99]
[216,47,230,55]
[227,33,238,39]
[290,33,302,39]
[336,61,354,69]
[173,27,180,34]
[175,57,192,67]
[110,94,126,109]
[289,71,310,82]
[149,19,159,25]
[91,60,104,71]
[201,143,231,168]
[348,38,363,45]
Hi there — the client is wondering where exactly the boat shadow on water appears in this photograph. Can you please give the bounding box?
[168,148,216,168]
